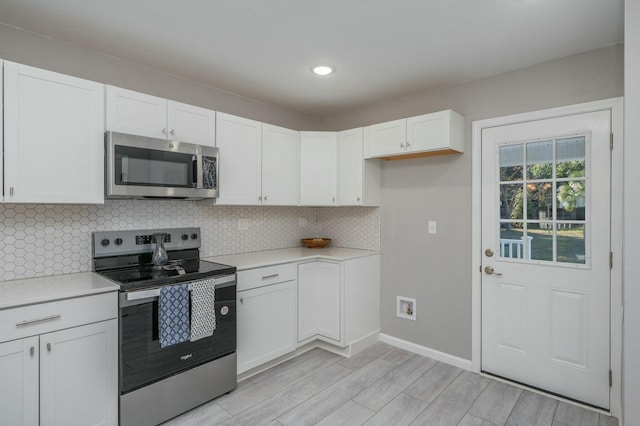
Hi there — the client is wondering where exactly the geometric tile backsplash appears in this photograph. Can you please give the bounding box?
[0,200,380,282]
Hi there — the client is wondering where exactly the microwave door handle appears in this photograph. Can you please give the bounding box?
[121,156,129,183]
[196,154,203,189]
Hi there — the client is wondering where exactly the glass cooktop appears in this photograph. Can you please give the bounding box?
[98,259,236,292]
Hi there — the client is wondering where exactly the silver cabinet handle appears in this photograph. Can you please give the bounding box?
[357,196,361,202]
[9,187,14,196]
[30,346,35,357]
[16,314,61,327]
[406,142,412,149]
[263,195,268,201]
[258,196,262,201]
[170,129,175,136]
[162,128,167,135]
[332,197,335,203]
[239,297,244,304]
[262,273,279,280]
[46,343,52,352]
[400,143,405,149]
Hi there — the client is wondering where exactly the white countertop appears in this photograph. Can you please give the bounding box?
[0,272,120,310]
[204,247,379,270]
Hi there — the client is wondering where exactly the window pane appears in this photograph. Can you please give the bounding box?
[499,225,524,259]
[500,144,523,181]
[526,181,553,220]
[557,180,586,220]
[557,136,586,178]
[500,184,523,220]
[557,224,586,264]
[526,140,553,180]
[527,223,553,262]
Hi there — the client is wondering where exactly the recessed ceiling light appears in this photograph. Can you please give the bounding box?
[312,65,334,76]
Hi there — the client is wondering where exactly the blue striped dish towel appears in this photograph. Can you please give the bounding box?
[190,279,216,342]
[159,284,190,348]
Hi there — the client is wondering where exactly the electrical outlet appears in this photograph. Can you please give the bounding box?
[238,219,249,230]
[428,221,437,234]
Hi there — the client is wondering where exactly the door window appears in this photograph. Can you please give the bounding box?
[497,135,588,265]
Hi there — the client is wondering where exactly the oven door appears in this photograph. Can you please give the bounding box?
[119,278,236,394]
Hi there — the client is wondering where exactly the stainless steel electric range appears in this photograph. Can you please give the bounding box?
[92,227,236,426]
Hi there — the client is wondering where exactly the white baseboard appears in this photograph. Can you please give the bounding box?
[379,333,473,371]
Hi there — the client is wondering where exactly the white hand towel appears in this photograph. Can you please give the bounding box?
[189,279,216,341]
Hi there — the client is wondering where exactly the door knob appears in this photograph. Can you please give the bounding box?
[484,266,502,277]
[485,249,494,257]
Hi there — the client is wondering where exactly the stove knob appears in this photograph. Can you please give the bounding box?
[181,234,189,241]
[101,239,110,247]
[114,238,123,245]
[191,233,198,240]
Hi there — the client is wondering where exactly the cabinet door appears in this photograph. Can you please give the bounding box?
[237,281,297,374]
[216,113,262,205]
[167,100,216,146]
[406,110,465,154]
[300,132,337,206]
[0,337,39,426]
[4,62,105,203]
[297,262,342,343]
[40,319,118,426]
[406,111,447,153]
[298,262,319,342]
[106,85,167,139]
[337,128,364,206]
[364,118,406,158]
[262,124,300,205]
[316,262,342,342]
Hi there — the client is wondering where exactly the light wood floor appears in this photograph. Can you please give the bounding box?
[162,342,619,426]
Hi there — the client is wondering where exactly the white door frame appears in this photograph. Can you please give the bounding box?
[471,98,623,418]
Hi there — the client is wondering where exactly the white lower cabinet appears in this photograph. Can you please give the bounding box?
[237,264,297,374]
[0,293,118,426]
[298,261,341,343]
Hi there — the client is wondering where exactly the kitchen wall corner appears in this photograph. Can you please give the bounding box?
[316,206,380,251]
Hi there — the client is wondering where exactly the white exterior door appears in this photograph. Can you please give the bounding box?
[481,110,611,408]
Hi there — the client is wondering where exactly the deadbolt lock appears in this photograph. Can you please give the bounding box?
[485,248,494,257]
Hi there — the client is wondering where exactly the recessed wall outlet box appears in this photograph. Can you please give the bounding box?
[238,219,249,230]
[299,217,308,228]
[428,221,437,234]
[397,296,416,321]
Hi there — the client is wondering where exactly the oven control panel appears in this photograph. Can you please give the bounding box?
[92,227,201,258]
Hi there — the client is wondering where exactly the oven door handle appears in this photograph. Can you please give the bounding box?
[125,274,236,302]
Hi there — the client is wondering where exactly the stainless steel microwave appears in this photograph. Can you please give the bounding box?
[105,131,218,200]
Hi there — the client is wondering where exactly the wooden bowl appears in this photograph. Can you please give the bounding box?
[301,238,332,249]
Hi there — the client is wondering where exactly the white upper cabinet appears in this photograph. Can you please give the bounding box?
[337,128,380,206]
[214,114,300,206]
[106,86,215,146]
[167,100,216,146]
[3,61,105,204]
[364,118,407,158]
[300,131,337,206]
[106,86,167,139]
[365,110,465,160]
[215,112,263,205]
[262,124,300,206]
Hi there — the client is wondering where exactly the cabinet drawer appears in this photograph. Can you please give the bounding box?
[237,263,296,291]
[0,292,117,342]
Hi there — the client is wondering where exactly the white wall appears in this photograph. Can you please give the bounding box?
[322,45,624,359]
[623,0,640,423]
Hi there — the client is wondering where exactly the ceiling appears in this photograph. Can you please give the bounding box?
[0,0,624,118]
